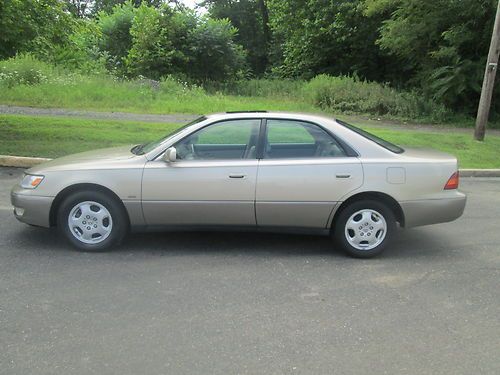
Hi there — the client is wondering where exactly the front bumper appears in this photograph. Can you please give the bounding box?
[400,191,467,228]
[11,190,53,228]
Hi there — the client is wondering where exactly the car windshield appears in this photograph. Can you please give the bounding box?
[336,119,405,154]
[132,116,207,155]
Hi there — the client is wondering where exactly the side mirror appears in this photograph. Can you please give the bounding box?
[163,147,177,163]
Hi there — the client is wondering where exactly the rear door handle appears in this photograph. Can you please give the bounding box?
[229,174,246,179]
[336,174,351,179]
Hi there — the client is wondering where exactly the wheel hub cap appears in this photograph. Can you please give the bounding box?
[344,209,387,251]
[67,201,113,244]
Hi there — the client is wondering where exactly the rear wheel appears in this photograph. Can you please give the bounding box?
[333,200,395,258]
[57,191,128,251]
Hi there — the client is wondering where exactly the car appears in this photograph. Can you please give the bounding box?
[11,111,466,257]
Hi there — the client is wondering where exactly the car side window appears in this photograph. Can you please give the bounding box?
[174,119,261,160]
[264,119,347,159]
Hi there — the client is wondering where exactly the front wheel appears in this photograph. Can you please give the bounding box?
[333,200,396,258]
[57,191,128,251]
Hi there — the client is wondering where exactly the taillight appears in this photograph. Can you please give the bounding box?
[444,171,459,190]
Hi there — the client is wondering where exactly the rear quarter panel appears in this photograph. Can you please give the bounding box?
[353,158,459,202]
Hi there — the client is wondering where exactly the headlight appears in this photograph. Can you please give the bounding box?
[21,174,45,189]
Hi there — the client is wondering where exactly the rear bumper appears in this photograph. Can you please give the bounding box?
[10,191,53,228]
[400,192,467,228]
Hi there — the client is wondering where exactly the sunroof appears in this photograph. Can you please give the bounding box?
[225,110,268,113]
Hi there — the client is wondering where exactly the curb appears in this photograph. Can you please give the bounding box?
[0,155,51,168]
[459,169,500,177]
[1,155,500,177]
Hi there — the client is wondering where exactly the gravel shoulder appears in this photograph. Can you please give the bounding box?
[0,104,198,123]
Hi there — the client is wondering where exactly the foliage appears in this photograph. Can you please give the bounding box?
[0,0,76,60]
[206,0,271,75]
[266,0,398,82]
[205,78,304,98]
[369,0,496,112]
[97,2,136,72]
[427,58,483,110]
[64,0,169,17]
[91,2,245,81]
[0,54,55,87]
[303,75,450,121]
[52,20,110,74]
[125,5,198,79]
[125,3,171,78]
[185,17,247,82]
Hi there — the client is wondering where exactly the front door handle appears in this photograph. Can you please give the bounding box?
[229,174,246,179]
[336,174,351,179]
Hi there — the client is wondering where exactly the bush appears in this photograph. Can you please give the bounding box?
[0,54,55,87]
[97,2,136,73]
[185,17,246,82]
[206,78,304,98]
[303,75,450,121]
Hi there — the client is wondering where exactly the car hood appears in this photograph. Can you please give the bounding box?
[27,145,142,173]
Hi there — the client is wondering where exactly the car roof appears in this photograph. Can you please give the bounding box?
[205,111,336,123]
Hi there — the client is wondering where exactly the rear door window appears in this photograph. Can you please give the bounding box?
[264,119,347,159]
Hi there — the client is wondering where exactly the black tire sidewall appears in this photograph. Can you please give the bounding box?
[57,191,127,251]
[334,200,396,258]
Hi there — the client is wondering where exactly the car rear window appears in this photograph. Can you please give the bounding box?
[336,119,405,154]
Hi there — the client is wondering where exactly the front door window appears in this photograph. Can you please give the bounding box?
[175,119,261,160]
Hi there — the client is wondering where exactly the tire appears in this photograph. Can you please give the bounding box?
[333,200,396,258]
[57,190,128,251]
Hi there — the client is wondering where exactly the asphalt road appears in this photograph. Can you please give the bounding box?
[1,167,499,375]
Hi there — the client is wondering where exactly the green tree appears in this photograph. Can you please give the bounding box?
[97,1,136,71]
[125,4,170,78]
[63,0,170,17]
[186,17,246,81]
[368,0,496,111]
[0,0,75,59]
[206,0,270,75]
[266,0,397,82]
[125,3,244,81]
[93,0,167,15]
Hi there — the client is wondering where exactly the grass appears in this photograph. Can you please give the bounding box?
[0,78,319,115]
[0,114,498,168]
[0,115,175,158]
